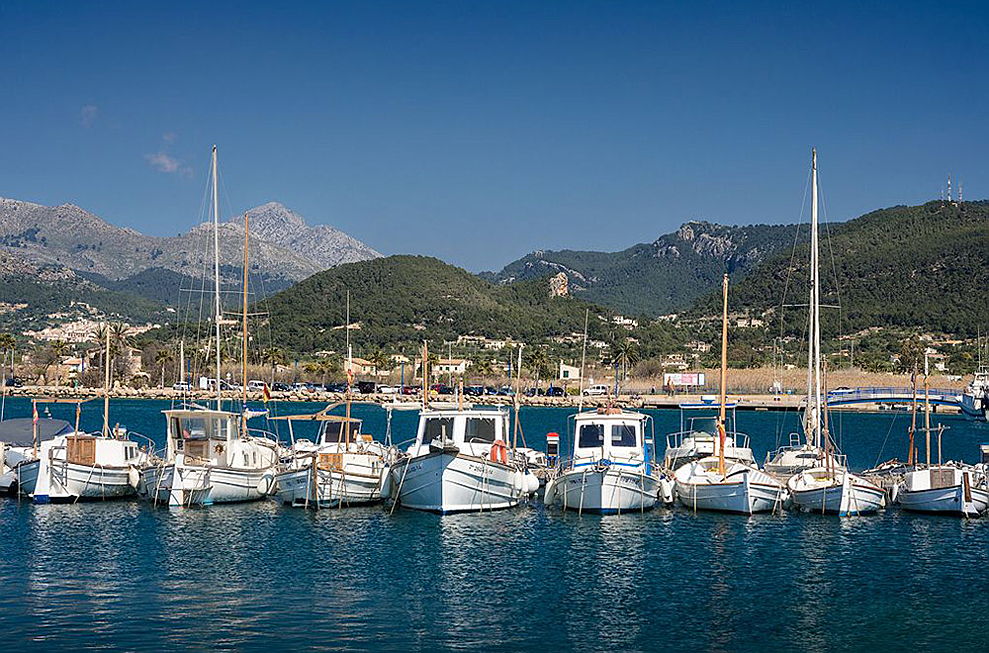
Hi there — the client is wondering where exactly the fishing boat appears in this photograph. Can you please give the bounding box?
[664,401,755,470]
[897,356,989,517]
[674,274,785,515]
[960,365,989,421]
[388,343,538,513]
[273,405,390,508]
[0,416,72,495]
[139,146,280,507]
[776,150,884,515]
[543,407,662,514]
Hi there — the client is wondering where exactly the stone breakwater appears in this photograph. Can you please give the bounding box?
[0,385,930,413]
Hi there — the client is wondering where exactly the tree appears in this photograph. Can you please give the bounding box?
[0,333,15,382]
[154,349,172,388]
[611,339,639,383]
[526,346,553,388]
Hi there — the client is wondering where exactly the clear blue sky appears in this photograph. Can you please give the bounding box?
[1,1,987,271]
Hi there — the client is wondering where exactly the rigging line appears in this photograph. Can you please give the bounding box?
[872,410,901,468]
[818,178,846,362]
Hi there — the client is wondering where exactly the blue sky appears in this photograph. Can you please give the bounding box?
[1,1,987,271]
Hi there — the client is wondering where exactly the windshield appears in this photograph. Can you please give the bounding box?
[578,423,605,448]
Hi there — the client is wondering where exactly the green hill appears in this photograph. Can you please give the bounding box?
[482,221,802,316]
[705,201,989,336]
[262,255,617,353]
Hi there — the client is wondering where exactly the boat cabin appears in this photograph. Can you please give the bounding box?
[164,408,241,465]
[410,408,510,456]
[569,408,652,466]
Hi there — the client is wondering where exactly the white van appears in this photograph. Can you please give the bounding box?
[583,384,609,396]
[247,380,267,391]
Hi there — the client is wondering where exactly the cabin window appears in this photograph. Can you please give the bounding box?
[611,424,637,447]
[465,418,496,443]
[174,417,208,440]
[423,417,455,443]
[322,421,361,443]
[578,424,605,448]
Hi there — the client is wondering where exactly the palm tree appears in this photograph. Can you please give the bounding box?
[0,332,14,383]
[526,346,553,389]
[367,349,393,377]
[154,349,172,388]
[611,339,639,387]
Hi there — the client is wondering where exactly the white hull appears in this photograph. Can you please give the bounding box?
[788,472,885,516]
[390,450,524,513]
[547,466,660,514]
[275,465,384,508]
[676,470,784,515]
[11,460,40,497]
[141,460,275,507]
[21,459,137,503]
[898,484,989,517]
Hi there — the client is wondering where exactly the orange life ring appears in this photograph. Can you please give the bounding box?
[489,439,508,465]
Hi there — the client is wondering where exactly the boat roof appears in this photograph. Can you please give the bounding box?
[163,407,241,419]
[0,418,74,446]
[574,407,647,421]
[678,401,738,409]
[419,406,507,418]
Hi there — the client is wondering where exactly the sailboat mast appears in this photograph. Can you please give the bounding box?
[924,352,931,466]
[805,148,822,448]
[103,324,111,438]
[241,211,250,435]
[908,364,917,465]
[577,309,589,412]
[717,273,729,476]
[211,145,222,410]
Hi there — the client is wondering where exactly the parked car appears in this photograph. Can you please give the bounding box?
[357,381,377,394]
[465,385,486,396]
[545,386,565,397]
[247,380,267,391]
[401,385,418,395]
[272,382,290,392]
[431,384,454,395]
[172,381,192,391]
[496,386,514,396]
[378,385,399,394]
[484,386,499,395]
[326,382,348,393]
[524,388,545,397]
[583,384,609,396]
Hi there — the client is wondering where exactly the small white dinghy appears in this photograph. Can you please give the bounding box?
[898,465,989,517]
[389,406,539,514]
[543,407,662,515]
[273,409,389,509]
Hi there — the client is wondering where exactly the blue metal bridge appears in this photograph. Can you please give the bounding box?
[825,387,964,409]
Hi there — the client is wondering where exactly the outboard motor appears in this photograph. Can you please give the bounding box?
[546,432,560,467]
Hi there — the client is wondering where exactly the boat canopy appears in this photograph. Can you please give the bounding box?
[0,418,74,446]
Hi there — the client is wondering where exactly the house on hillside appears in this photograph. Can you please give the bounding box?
[559,361,581,382]
[345,357,378,377]
[432,358,471,378]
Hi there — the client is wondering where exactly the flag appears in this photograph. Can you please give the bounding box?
[262,383,271,403]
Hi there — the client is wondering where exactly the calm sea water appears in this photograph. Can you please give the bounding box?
[2,398,988,652]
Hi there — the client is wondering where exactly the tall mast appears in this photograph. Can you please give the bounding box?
[908,363,917,465]
[805,148,822,448]
[241,211,250,435]
[717,273,729,476]
[211,145,222,410]
[577,308,589,412]
[924,352,931,466]
[103,324,111,437]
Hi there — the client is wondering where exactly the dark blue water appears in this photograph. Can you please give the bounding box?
[2,398,988,652]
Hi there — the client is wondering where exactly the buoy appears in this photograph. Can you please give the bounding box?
[489,439,508,464]
[524,469,540,495]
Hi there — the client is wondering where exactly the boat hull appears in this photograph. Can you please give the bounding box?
[390,451,523,514]
[676,473,783,515]
[789,474,885,516]
[275,465,384,508]
[25,459,136,503]
[141,463,275,507]
[549,466,660,514]
[898,484,989,517]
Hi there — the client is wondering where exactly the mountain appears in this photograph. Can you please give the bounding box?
[0,198,381,305]
[710,201,989,337]
[262,255,616,353]
[483,221,803,316]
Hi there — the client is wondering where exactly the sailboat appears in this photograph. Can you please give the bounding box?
[897,354,989,517]
[674,275,785,515]
[273,349,391,508]
[140,146,280,507]
[774,150,884,515]
[542,407,662,514]
[20,331,147,503]
[663,400,756,470]
[387,342,539,513]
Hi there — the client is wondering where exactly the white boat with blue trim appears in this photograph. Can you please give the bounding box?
[543,407,662,514]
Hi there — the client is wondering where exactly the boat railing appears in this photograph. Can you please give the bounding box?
[127,431,159,458]
[665,429,750,451]
[764,432,805,464]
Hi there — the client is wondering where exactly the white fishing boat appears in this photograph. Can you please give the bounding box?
[673,275,785,514]
[273,408,390,508]
[664,402,755,470]
[141,407,279,507]
[139,146,280,508]
[898,465,989,517]
[960,366,988,421]
[543,407,662,514]
[0,416,72,495]
[775,150,884,516]
[388,403,538,513]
